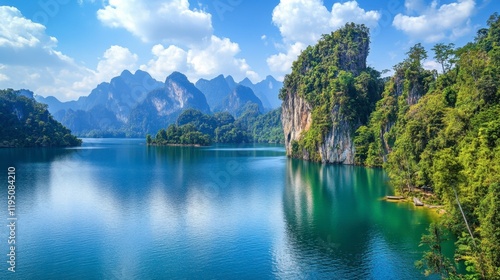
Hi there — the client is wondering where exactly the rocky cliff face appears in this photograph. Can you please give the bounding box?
[128,72,211,135]
[282,95,356,164]
[282,88,312,155]
[318,109,356,164]
[281,23,377,164]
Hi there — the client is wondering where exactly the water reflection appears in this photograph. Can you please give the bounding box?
[278,158,437,279]
[0,140,444,279]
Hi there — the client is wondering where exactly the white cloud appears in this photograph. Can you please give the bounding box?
[98,0,260,82]
[97,0,213,45]
[272,0,331,44]
[0,5,261,101]
[74,45,139,91]
[268,0,380,76]
[0,6,91,100]
[267,42,305,73]
[140,44,188,81]
[393,0,476,43]
[141,36,260,83]
[330,1,381,31]
[0,6,47,48]
[0,6,75,68]
[0,6,144,101]
[404,0,426,13]
[423,59,441,72]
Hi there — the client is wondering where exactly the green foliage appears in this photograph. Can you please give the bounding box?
[151,123,212,146]
[354,14,500,279]
[432,43,457,74]
[281,23,382,160]
[415,223,458,279]
[149,107,284,146]
[249,108,285,143]
[0,89,81,147]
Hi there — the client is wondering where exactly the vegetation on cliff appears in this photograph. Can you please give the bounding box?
[0,89,82,147]
[353,14,500,279]
[280,23,382,161]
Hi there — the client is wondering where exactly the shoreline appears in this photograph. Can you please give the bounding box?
[147,143,208,147]
[383,195,446,215]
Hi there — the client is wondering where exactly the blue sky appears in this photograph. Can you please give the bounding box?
[0,0,497,101]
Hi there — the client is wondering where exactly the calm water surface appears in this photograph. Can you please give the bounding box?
[0,139,447,279]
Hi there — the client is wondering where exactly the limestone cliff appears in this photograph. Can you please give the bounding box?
[281,23,380,164]
[281,86,312,155]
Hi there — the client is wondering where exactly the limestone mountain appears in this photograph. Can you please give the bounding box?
[195,74,232,110]
[215,85,265,118]
[128,72,211,135]
[196,75,283,111]
[240,75,282,109]
[37,70,164,136]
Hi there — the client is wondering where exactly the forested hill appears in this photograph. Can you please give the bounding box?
[281,14,500,279]
[148,107,284,146]
[355,16,500,279]
[0,89,82,147]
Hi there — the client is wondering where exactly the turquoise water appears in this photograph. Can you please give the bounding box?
[0,139,443,279]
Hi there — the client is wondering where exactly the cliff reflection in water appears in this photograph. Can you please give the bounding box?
[279,158,438,279]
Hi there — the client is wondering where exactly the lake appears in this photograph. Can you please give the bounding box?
[0,139,448,279]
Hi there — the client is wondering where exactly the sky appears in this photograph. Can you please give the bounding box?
[0,0,497,101]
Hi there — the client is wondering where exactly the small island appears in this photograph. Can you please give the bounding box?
[0,89,82,148]
[147,123,212,146]
[147,107,284,146]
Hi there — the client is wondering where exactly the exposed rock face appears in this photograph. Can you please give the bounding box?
[282,88,312,155]
[281,23,373,164]
[319,112,356,164]
[282,96,356,164]
[128,72,210,135]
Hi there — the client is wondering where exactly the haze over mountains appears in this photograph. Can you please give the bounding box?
[34,70,282,137]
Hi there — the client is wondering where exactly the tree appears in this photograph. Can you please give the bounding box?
[407,43,428,67]
[415,223,457,279]
[432,43,456,74]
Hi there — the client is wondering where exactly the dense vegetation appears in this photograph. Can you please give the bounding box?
[353,14,500,279]
[148,107,284,146]
[0,89,82,147]
[280,23,383,161]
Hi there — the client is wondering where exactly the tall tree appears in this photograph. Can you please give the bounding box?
[407,43,428,67]
[432,43,456,74]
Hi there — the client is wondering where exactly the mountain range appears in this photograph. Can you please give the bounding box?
[34,70,282,137]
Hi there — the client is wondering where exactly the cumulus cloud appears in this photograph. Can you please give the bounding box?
[140,44,188,80]
[267,42,306,74]
[423,59,441,72]
[0,4,260,101]
[393,0,476,43]
[73,45,139,91]
[330,1,381,32]
[0,6,75,68]
[0,6,90,100]
[272,0,331,44]
[268,0,380,76]
[98,0,260,81]
[404,0,426,13]
[97,0,213,45]
[141,36,260,83]
[0,6,143,101]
